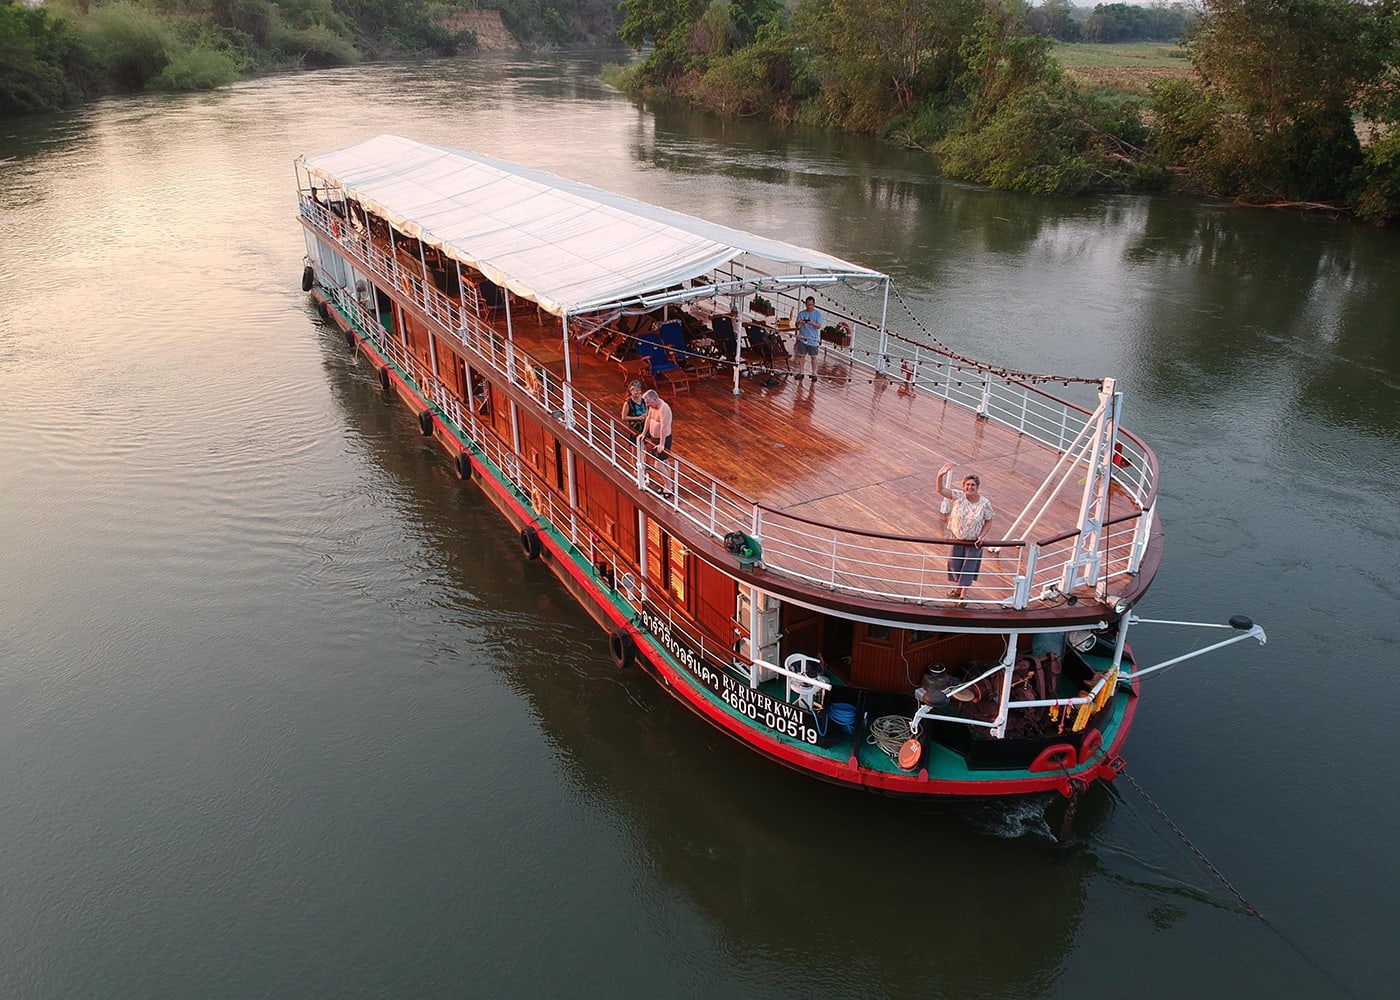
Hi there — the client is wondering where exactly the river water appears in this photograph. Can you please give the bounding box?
[2,54,1397,998]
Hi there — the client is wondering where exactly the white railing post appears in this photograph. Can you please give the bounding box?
[1020,544,1039,605]
[1127,505,1153,575]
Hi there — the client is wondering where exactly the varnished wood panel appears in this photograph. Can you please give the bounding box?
[692,558,737,649]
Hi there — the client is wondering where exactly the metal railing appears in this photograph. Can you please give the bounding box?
[304,200,1159,611]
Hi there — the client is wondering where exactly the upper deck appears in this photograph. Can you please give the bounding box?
[496,301,1159,618]
[296,138,1161,620]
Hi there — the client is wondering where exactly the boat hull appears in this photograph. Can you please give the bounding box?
[314,289,1137,799]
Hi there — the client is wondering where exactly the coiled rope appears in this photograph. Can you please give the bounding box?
[868,715,914,765]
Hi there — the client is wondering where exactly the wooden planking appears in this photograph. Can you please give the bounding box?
[500,310,1128,548]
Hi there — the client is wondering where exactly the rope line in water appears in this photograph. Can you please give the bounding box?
[1121,770,1355,998]
[1120,770,1256,916]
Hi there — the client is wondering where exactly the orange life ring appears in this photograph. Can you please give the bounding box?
[1029,743,1079,772]
[331,218,341,239]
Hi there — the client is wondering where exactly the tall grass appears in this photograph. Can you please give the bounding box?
[86,1,174,90]
[151,45,242,90]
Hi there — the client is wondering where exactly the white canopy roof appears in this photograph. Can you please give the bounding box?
[297,135,885,316]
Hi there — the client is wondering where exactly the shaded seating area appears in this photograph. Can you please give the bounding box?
[636,329,693,394]
[478,279,507,317]
[743,323,787,387]
[658,320,715,377]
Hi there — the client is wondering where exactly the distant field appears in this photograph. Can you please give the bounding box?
[1053,42,1194,91]
[1052,42,1189,68]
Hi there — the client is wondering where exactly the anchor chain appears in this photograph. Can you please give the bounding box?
[1120,769,1257,915]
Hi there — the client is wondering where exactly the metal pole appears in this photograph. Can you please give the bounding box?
[561,312,574,427]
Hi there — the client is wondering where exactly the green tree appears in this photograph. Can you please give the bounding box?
[1191,0,1383,137]
[1025,0,1081,42]
[1,0,101,115]
[960,0,1054,126]
[619,0,710,80]
[730,0,783,43]
[793,0,979,129]
[1181,0,1391,202]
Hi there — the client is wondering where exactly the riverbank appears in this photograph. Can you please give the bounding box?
[610,8,1399,223]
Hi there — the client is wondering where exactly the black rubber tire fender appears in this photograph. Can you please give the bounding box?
[519,525,542,561]
[453,451,472,480]
[609,629,636,670]
[378,365,391,392]
[417,407,434,436]
[302,264,315,292]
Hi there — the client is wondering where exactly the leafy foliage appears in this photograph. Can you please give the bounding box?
[151,42,242,88]
[1,0,523,115]
[619,0,710,81]
[1152,0,1396,208]
[1356,132,1400,223]
[683,19,814,121]
[88,1,175,90]
[0,0,103,115]
[1191,0,1384,136]
[1084,2,1188,43]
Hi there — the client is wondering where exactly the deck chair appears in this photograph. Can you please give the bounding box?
[743,324,788,385]
[477,279,507,317]
[658,319,712,376]
[592,324,626,357]
[712,314,738,366]
[605,312,650,364]
[636,334,693,394]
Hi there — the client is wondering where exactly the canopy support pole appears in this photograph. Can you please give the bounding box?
[562,314,575,427]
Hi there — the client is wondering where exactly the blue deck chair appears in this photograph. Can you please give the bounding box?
[477,279,507,317]
[712,314,738,365]
[743,323,788,371]
[658,319,713,376]
[636,333,693,394]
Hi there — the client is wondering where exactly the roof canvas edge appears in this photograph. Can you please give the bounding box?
[297,135,888,317]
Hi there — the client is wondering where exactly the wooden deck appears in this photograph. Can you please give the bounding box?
[503,311,1120,545]
[309,208,1155,612]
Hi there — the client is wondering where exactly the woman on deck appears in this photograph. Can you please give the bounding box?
[937,462,994,600]
[620,380,646,441]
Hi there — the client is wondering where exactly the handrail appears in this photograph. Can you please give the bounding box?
[303,201,1161,609]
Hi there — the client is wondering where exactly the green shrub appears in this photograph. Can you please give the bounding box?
[86,1,175,91]
[1355,132,1400,225]
[937,89,1095,195]
[151,43,241,90]
[269,21,359,68]
[1,0,103,114]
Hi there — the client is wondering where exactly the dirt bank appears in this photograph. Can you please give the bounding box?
[443,11,518,52]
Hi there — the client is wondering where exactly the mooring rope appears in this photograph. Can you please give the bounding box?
[867,715,913,764]
[1120,769,1355,997]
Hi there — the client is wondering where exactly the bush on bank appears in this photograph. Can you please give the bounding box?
[610,0,1400,223]
[0,0,486,114]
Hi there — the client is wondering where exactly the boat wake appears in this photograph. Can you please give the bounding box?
[959,795,1059,841]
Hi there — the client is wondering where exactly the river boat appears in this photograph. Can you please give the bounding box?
[295,135,1264,801]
